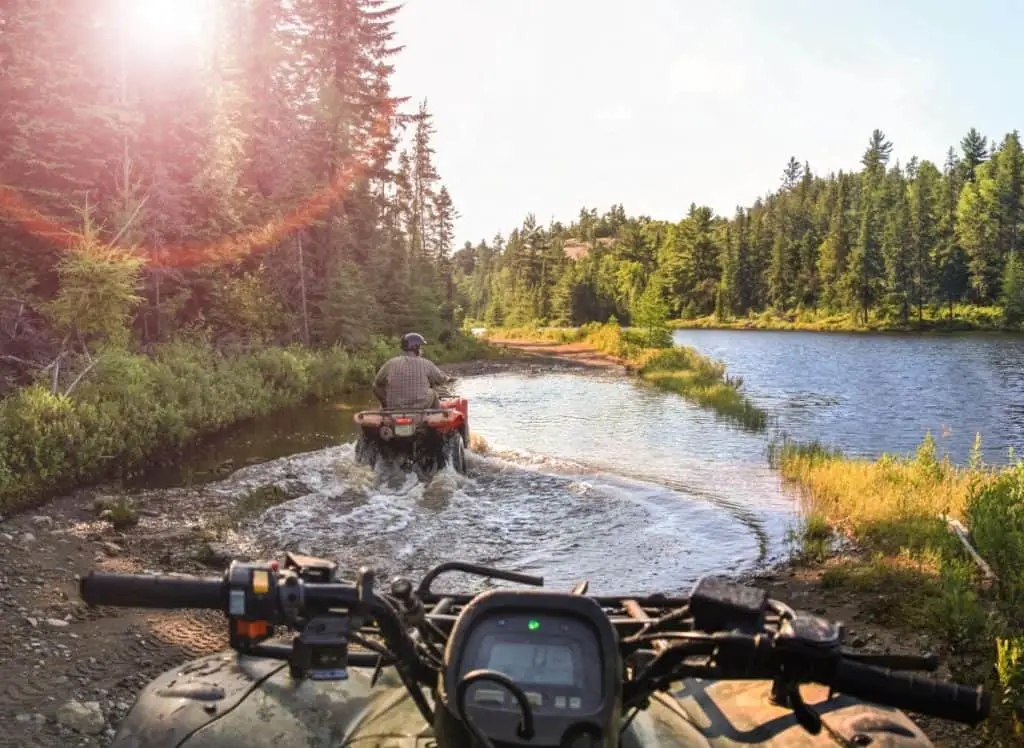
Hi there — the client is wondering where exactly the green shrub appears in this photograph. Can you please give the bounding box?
[0,331,490,514]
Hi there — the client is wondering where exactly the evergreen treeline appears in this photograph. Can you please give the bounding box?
[0,0,459,392]
[456,128,1024,329]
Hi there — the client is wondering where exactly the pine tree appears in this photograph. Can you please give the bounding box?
[733,208,756,313]
[411,100,440,259]
[993,131,1023,260]
[633,281,670,346]
[908,160,941,321]
[862,129,894,177]
[781,157,803,190]
[715,224,738,319]
[768,215,791,311]
[46,208,145,352]
[882,169,913,323]
[817,175,850,311]
[1001,251,1024,326]
[957,164,1001,303]
[845,195,883,322]
[684,205,721,315]
[960,128,989,181]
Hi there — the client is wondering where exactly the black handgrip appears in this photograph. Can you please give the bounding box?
[830,659,989,726]
[80,572,225,611]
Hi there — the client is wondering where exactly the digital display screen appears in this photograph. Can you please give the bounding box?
[484,640,577,686]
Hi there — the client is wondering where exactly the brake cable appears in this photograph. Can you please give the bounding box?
[455,670,536,748]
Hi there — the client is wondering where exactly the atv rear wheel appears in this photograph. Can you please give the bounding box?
[444,432,467,475]
[355,435,379,469]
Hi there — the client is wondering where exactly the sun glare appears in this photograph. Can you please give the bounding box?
[125,0,206,51]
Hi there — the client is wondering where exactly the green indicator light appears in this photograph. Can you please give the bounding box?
[528,619,540,631]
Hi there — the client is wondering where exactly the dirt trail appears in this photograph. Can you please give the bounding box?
[484,338,628,371]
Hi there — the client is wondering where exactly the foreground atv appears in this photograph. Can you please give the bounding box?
[354,397,469,475]
[80,555,990,748]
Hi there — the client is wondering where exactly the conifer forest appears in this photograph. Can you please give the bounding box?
[0,0,461,391]
[456,128,1024,330]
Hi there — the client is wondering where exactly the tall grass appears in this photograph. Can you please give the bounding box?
[775,433,1024,740]
[485,322,767,431]
[485,325,587,345]
[0,333,494,514]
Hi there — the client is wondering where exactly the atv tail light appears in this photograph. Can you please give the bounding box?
[394,417,412,425]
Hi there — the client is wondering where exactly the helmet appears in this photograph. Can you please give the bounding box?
[400,332,426,352]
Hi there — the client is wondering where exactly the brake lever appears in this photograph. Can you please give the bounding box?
[370,655,385,687]
[772,681,822,735]
[838,650,939,672]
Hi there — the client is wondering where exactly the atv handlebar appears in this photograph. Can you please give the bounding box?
[829,659,987,727]
[81,572,225,610]
[79,563,991,730]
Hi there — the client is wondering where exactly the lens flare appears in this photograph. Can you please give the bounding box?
[124,0,205,51]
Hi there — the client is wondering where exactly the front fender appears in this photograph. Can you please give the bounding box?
[112,651,431,748]
[639,679,936,748]
[113,653,938,748]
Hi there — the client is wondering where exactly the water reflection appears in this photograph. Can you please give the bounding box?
[673,329,1024,463]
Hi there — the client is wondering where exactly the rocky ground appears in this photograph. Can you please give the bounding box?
[0,353,991,746]
[0,486,251,747]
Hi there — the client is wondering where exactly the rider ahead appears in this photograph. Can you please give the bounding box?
[372,333,450,409]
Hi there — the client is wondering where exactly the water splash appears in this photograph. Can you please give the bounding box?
[221,441,790,595]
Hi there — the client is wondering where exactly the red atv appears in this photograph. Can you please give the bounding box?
[353,397,470,475]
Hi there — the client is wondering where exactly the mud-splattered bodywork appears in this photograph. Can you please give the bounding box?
[111,652,935,748]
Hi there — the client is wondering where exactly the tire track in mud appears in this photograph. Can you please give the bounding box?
[0,498,230,747]
[0,616,226,747]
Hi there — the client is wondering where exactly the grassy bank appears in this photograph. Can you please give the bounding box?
[484,323,766,431]
[773,435,1024,741]
[672,305,1021,334]
[0,333,495,515]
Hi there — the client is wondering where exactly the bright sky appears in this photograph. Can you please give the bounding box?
[390,0,1024,245]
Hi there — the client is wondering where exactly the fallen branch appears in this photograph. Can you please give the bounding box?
[49,333,72,394]
[0,354,38,367]
[109,191,151,247]
[50,356,60,394]
[63,357,99,396]
[944,515,997,584]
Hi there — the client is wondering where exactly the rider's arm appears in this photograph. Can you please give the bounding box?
[372,361,390,401]
[426,361,449,386]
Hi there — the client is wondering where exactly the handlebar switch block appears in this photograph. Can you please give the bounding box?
[283,552,337,582]
[689,576,768,634]
[226,561,280,650]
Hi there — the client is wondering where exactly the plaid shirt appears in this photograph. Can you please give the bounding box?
[373,353,447,409]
